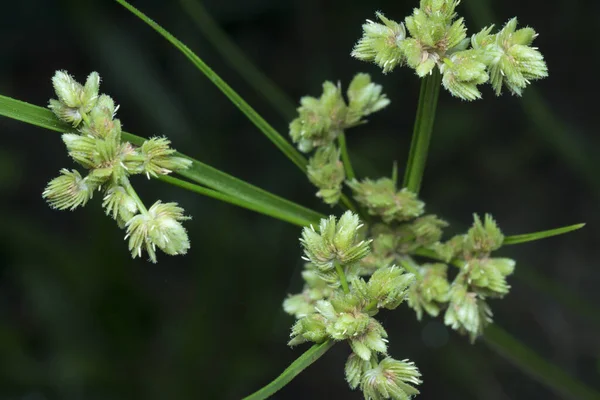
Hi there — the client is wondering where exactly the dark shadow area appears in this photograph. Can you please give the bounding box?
[0,0,598,399]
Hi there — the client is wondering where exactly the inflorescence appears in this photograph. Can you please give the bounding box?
[352,0,548,100]
[283,2,541,398]
[43,71,192,263]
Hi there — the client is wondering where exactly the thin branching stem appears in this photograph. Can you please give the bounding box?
[337,132,356,181]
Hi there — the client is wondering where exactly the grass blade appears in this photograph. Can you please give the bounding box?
[0,94,324,227]
[114,0,307,172]
[484,325,600,400]
[242,341,335,400]
[178,0,297,121]
[503,223,585,245]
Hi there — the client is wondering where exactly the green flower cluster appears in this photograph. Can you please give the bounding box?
[347,177,425,223]
[408,214,515,342]
[289,73,389,205]
[352,1,547,100]
[285,212,421,399]
[43,71,192,263]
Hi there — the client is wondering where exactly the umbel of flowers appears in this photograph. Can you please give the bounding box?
[282,2,539,397]
[285,209,515,398]
[43,71,192,262]
[352,0,548,100]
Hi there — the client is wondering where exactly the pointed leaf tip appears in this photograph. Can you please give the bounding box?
[503,223,585,245]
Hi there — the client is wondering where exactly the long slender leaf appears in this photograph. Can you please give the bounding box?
[242,341,335,400]
[178,0,297,121]
[484,325,600,400]
[0,94,324,227]
[503,223,585,245]
[114,0,307,172]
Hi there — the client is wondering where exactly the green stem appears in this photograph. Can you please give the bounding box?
[178,0,296,121]
[398,257,422,279]
[337,132,356,181]
[334,261,350,294]
[122,177,149,215]
[242,340,335,400]
[402,69,442,194]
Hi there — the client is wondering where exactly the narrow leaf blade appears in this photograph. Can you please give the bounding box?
[504,223,585,245]
[114,0,308,172]
[0,95,324,227]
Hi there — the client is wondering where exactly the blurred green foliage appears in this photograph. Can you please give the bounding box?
[0,0,598,399]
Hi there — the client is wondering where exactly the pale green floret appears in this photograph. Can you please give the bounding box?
[62,133,98,169]
[407,263,451,320]
[42,168,96,210]
[464,213,504,256]
[360,357,421,400]
[463,258,516,297]
[125,201,190,263]
[307,144,345,206]
[351,12,407,73]
[441,50,489,101]
[289,81,347,153]
[475,18,548,96]
[365,265,415,310]
[301,211,371,276]
[346,73,390,126]
[354,4,548,101]
[139,137,192,178]
[345,353,372,390]
[102,185,139,227]
[444,283,492,343]
[50,71,100,127]
[348,177,425,223]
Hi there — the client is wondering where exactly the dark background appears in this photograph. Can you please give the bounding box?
[0,0,598,399]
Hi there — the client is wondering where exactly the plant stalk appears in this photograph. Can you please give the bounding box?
[402,69,442,194]
[337,132,356,181]
[242,340,335,400]
[334,261,350,294]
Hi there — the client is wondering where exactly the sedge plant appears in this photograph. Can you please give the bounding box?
[0,0,594,399]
